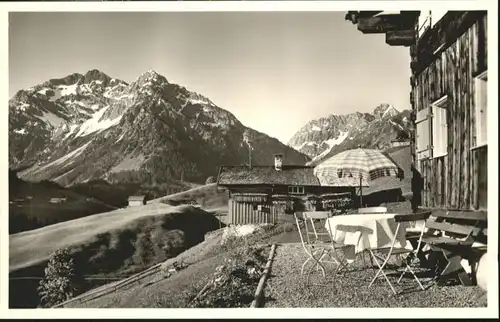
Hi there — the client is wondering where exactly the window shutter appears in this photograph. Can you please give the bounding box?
[415,108,431,161]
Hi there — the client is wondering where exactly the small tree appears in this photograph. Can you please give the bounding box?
[205,176,216,184]
[38,248,83,307]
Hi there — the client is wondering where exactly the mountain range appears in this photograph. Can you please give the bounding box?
[287,103,411,166]
[9,69,309,186]
[9,69,411,187]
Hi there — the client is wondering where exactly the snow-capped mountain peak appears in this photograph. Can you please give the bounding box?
[373,103,399,119]
[136,69,166,84]
[9,69,309,186]
[288,104,411,165]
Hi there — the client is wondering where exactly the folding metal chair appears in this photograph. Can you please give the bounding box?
[294,212,349,279]
[403,211,432,268]
[367,213,427,294]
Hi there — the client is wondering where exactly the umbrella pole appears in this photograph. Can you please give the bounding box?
[359,175,363,208]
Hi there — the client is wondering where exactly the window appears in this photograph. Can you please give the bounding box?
[473,71,487,148]
[431,96,448,158]
[415,95,448,166]
[288,186,305,195]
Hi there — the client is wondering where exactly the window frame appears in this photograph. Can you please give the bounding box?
[431,95,449,159]
[472,70,488,149]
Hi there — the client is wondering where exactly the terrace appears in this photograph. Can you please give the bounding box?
[263,242,486,308]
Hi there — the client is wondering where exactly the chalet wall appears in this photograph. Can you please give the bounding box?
[411,12,487,211]
[224,185,356,224]
[128,200,145,207]
[228,199,278,225]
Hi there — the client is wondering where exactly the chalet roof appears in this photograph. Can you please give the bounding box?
[128,195,146,201]
[217,165,320,186]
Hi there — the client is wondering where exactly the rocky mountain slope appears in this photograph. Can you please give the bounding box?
[287,104,411,166]
[9,69,309,186]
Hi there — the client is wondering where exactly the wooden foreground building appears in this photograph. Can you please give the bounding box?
[217,154,355,225]
[345,10,488,215]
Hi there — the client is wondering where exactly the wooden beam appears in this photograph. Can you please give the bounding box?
[345,11,383,24]
[386,29,417,46]
[357,13,418,34]
[345,11,358,24]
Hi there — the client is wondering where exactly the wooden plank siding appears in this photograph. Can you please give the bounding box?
[228,199,278,225]
[410,12,487,211]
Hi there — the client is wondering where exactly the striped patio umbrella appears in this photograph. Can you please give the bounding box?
[314,147,403,206]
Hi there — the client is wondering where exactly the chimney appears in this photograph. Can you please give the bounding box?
[274,153,283,171]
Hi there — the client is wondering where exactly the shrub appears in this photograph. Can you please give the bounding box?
[157,229,186,257]
[37,248,84,307]
[205,176,216,184]
[190,244,268,308]
[132,232,155,266]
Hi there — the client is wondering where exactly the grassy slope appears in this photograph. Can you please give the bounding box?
[9,203,223,308]
[9,204,213,273]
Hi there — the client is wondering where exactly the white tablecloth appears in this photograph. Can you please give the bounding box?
[325,213,413,262]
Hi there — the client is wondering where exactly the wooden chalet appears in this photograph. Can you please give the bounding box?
[49,197,67,204]
[128,195,147,207]
[345,10,488,217]
[217,154,355,225]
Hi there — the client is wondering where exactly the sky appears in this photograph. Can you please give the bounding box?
[9,11,411,144]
